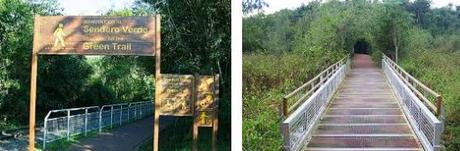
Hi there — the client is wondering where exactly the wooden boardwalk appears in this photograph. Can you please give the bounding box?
[305,54,422,150]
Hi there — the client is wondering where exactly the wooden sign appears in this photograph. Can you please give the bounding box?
[29,15,161,151]
[195,109,215,127]
[34,16,156,56]
[193,74,219,151]
[159,74,194,116]
[196,75,218,110]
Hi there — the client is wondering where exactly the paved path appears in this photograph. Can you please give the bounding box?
[68,116,172,151]
[305,54,422,150]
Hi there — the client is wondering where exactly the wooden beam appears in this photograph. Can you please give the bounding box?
[153,14,161,151]
[28,16,40,151]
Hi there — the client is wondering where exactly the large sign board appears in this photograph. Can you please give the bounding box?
[35,16,156,56]
[159,74,194,116]
[30,15,161,151]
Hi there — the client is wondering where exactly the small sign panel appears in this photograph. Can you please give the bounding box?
[35,16,156,55]
[159,74,194,116]
[196,109,214,127]
[196,75,217,110]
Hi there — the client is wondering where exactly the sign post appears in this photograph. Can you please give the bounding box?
[154,15,161,151]
[29,15,159,151]
[193,74,219,151]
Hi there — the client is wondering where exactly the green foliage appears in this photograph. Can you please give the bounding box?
[242,51,344,150]
[243,0,460,150]
[400,50,460,150]
[1,5,230,151]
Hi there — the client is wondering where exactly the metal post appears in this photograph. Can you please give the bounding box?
[43,116,48,149]
[85,108,88,136]
[111,106,113,129]
[134,104,137,119]
[128,104,130,121]
[120,105,123,126]
[99,107,103,132]
[67,110,70,140]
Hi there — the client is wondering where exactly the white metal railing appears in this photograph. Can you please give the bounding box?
[280,57,351,151]
[382,55,444,151]
[42,101,153,149]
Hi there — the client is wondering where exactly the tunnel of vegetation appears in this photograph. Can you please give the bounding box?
[353,39,370,54]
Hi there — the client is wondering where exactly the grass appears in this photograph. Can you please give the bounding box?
[242,51,345,151]
[399,50,460,150]
[138,118,231,151]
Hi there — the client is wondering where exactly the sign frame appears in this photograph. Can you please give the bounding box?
[28,15,162,151]
[192,74,219,151]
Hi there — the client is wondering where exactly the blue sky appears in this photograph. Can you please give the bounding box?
[262,0,460,14]
[58,0,135,15]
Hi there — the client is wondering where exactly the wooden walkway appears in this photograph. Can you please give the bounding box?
[305,54,422,150]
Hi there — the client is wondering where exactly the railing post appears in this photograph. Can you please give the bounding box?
[134,104,137,119]
[43,114,48,149]
[282,98,288,117]
[111,106,113,129]
[436,96,442,117]
[85,108,88,136]
[99,107,103,132]
[433,121,443,151]
[120,105,123,126]
[140,103,143,117]
[67,110,70,140]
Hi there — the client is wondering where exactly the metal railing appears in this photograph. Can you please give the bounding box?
[382,54,444,151]
[280,56,350,151]
[42,101,153,149]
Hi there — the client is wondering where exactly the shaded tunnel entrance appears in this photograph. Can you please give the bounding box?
[353,40,369,54]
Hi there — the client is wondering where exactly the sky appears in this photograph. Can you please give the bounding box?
[262,0,460,15]
[58,0,135,15]
[58,0,460,15]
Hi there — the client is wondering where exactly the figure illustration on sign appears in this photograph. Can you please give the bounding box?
[53,23,66,48]
[198,112,210,125]
[199,93,214,109]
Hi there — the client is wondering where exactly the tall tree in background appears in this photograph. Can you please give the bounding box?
[243,0,268,15]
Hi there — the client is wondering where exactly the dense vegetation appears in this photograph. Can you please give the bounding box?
[243,0,460,150]
[0,0,230,149]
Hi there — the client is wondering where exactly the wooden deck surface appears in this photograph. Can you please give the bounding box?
[305,54,422,151]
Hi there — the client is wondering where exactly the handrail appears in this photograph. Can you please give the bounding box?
[280,56,351,151]
[382,55,443,151]
[382,54,442,116]
[281,56,349,117]
[43,101,154,150]
[43,106,100,149]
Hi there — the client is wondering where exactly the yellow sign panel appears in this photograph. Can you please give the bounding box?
[196,109,214,127]
[196,75,218,110]
[159,74,194,116]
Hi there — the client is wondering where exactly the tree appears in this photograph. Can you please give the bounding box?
[243,0,268,15]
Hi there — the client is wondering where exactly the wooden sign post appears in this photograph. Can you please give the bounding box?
[29,15,160,151]
[193,74,220,151]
